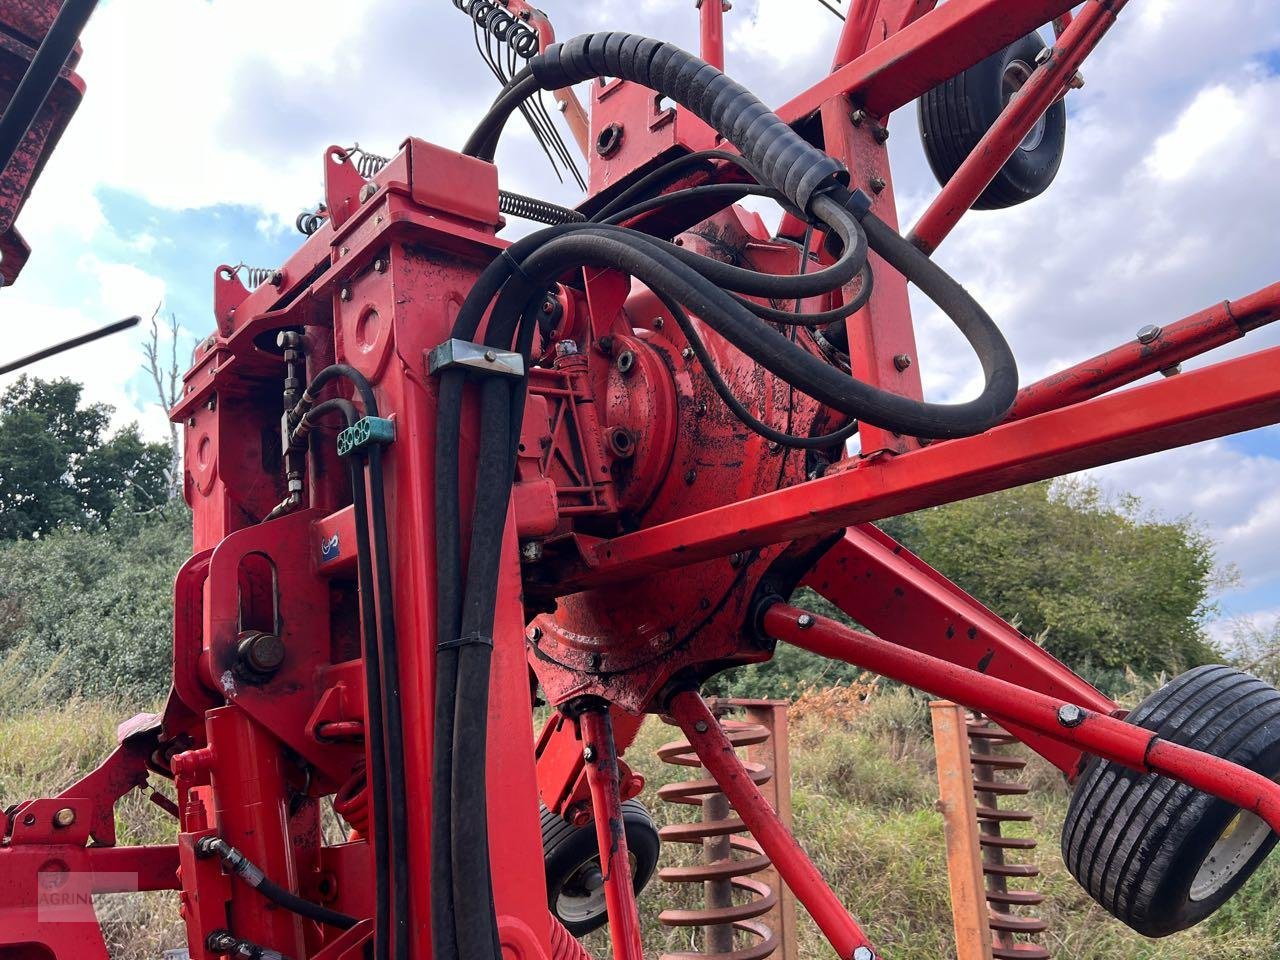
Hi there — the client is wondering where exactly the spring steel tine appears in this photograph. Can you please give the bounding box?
[656,706,780,959]
[969,714,1051,958]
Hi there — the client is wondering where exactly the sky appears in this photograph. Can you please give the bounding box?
[2,0,1279,643]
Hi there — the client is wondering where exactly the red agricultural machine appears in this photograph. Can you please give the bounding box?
[3,0,1280,958]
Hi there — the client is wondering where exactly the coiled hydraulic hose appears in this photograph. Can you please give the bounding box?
[463,32,1018,438]
[435,32,1021,960]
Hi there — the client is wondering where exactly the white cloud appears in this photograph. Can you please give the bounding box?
[4,0,1280,628]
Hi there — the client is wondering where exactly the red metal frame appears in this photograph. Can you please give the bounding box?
[4,3,1280,959]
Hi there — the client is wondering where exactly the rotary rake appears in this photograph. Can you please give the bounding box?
[3,1,1280,959]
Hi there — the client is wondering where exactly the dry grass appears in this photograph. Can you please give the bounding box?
[3,682,1279,958]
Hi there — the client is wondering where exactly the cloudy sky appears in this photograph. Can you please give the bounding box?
[3,0,1279,640]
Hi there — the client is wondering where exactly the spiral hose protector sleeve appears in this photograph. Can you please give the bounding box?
[548,915,597,960]
[530,32,847,212]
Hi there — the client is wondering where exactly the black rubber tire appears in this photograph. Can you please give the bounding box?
[1061,665,1280,937]
[540,798,661,936]
[917,31,1067,209]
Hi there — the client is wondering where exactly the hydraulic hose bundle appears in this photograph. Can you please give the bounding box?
[433,32,1020,960]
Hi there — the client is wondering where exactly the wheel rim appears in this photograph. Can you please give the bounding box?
[1190,810,1274,902]
[552,851,639,924]
[1001,59,1045,152]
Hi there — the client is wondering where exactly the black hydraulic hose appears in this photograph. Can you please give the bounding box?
[431,368,465,960]
[294,364,380,423]
[496,216,1016,437]
[347,449,392,960]
[450,376,514,960]
[293,397,390,960]
[463,66,541,161]
[366,445,410,960]
[660,290,859,449]
[589,148,764,223]
[198,837,359,931]
[470,34,848,214]
[731,261,874,327]
[598,182,782,226]
[295,367,405,958]
[0,0,98,176]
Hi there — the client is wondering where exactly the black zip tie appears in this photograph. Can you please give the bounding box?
[437,632,495,651]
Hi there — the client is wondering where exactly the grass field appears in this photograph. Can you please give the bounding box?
[2,679,1278,959]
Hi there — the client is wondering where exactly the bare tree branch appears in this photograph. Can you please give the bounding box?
[141,302,184,496]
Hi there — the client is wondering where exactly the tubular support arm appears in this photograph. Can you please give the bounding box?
[765,603,1280,833]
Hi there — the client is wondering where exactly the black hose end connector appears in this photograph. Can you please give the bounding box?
[531,32,848,213]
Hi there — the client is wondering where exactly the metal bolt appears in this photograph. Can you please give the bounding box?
[653,316,664,330]
[1035,46,1053,66]
[583,745,597,763]
[374,258,388,274]
[684,469,697,485]
[238,631,286,677]
[555,340,579,357]
[52,807,76,828]
[728,552,745,568]
[869,175,886,194]
[681,346,694,360]
[853,949,875,960]
[339,287,352,302]
[206,395,217,412]
[616,349,636,374]
[207,931,238,953]
[850,109,867,126]
[767,440,781,452]
[1057,704,1085,728]
[359,182,378,203]
[694,720,709,733]
[797,613,815,629]
[893,354,912,371]
[269,270,284,287]
[484,349,497,362]
[529,626,543,642]
[1161,363,1182,378]
[521,541,543,563]
[1136,324,1162,344]
[186,417,196,428]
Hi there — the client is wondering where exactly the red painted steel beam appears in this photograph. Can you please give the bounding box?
[580,708,645,960]
[1008,281,1280,421]
[803,523,1114,772]
[908,0,1126,255]
[698,0,726,70]
[767,603,1280,832]
[566,342,1280,589]
[779,0,1078,123]
[669,690,877,958]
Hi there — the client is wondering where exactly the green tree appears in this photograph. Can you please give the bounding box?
[880,479,1224,677]
[716,480,1226,699]
[0,376,171,539]
[0,504,190,699]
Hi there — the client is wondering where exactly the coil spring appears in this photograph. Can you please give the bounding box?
[220,263,281,290]
[968,714,1050,960]
[336,143,391,179]
[296,205,328,236]
[656,707,779,960]
[333,764,369,838]
[499,190,585,225]
[453,0,541,58]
